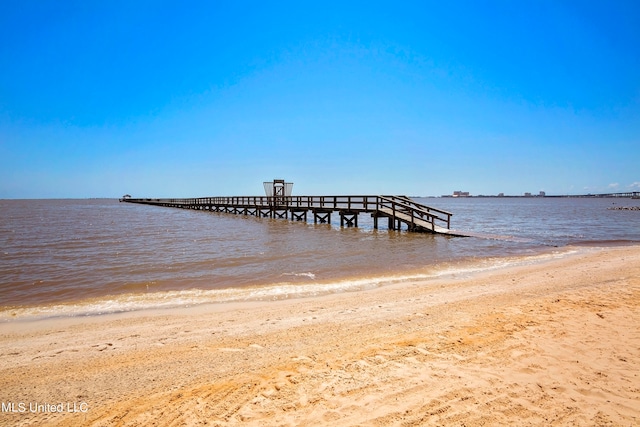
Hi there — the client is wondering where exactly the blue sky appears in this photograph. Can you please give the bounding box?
[1,1,639,198]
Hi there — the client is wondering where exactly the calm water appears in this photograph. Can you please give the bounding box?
[1,197,639,319]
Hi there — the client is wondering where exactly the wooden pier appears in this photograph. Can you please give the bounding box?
[122,195,457,235]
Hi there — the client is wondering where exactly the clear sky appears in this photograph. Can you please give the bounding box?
[1,1,639,198]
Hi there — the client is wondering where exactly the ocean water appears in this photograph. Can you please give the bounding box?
[1,197,639,320]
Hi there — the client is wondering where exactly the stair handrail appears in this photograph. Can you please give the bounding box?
[377,196,452,230]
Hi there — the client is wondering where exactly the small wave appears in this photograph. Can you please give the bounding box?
[0,278,378,321]
[280,272,316,279]
[0,247,582,322]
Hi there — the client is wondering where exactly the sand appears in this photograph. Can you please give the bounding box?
[1,245,639,426]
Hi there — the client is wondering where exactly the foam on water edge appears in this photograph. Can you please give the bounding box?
[0,247,583,322]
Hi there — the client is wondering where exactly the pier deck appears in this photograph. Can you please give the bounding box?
[123,195,457,234]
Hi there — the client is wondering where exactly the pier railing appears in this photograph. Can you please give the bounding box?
[124,195,453,233]
[165,195,383,211]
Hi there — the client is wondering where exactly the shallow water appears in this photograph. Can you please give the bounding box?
[1,197,639,319]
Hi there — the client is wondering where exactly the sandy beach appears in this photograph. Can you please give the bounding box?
[1,245,639,426]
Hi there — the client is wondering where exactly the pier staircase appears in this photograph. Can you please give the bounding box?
[375,196,453,233]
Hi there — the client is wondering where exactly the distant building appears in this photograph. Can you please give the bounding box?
[539,191,546,197]
[524,192,532,197]
[497,193,504,197]
[453,191,470,197]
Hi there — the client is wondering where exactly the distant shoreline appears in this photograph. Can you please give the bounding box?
[422,192,640,199]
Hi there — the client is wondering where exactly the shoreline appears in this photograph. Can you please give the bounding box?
[0,244,602,322]
[1,245,639,425]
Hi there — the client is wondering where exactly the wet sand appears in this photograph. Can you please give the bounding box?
[1,245,639,426]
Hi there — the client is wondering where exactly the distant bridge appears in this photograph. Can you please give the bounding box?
[122,194,460,235]
[547,191,640,198]
[588,191,640,198]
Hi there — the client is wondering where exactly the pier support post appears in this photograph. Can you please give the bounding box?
[340,211,358,227]
[272,208,288,219]
[313,209,332,224]
[290,209,308,222]
[371,211,388,230]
